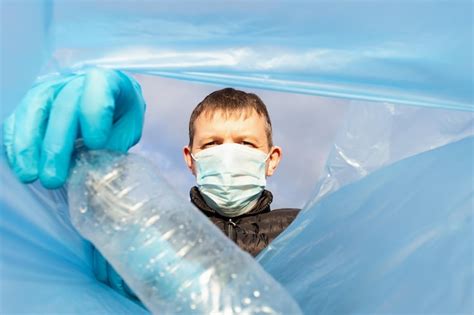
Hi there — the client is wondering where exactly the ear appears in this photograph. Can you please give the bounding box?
[183,146,196,176]
[266,146,282,177]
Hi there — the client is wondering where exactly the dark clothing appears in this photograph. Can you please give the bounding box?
[190,187,300,256]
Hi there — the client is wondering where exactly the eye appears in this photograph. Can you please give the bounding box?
[241,141,256,147]
[203,141,218,148]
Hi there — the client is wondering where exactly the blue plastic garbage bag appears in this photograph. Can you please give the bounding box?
[0,153,148,314]
[258,135,474,314]
[1,0,473,314]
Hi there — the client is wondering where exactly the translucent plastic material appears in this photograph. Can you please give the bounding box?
[305,101,474,209]
[67,150,302,315]
[41,1,472,111]
[259,136,474,314]
[0,153,148,315]
[1,1,473,314]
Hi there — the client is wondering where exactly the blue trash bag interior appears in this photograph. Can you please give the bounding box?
[1,1,472,314]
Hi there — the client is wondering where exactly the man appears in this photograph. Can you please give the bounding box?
[183,88,300,256]
[3,68,300,300]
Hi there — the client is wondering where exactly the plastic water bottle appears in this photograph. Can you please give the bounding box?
[68,150,302,314]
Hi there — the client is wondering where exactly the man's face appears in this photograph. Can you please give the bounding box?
[183,109,281,177]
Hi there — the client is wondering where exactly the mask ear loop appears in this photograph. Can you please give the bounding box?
[263,151,272,162]
[191,153,198,161]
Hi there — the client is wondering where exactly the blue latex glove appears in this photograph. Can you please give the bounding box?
[92,245,141,303]
[3,68,146,188]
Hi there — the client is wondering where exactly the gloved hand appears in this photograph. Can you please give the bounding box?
[92,245,141,302]
[3,68,146,188]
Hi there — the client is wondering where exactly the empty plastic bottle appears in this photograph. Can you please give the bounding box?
[67,150,302,315]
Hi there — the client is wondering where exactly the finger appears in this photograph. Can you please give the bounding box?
[39,77,84,188]
[3,113,16,168]
[92,246,108,284]
[105,72,146,152]
[79,68,122,149]
[12,76,73,183]
[107,263,128,295]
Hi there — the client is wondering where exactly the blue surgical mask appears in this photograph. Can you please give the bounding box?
[191,143,270,217]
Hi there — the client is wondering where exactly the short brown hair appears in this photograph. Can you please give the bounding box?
[188,88,273,148]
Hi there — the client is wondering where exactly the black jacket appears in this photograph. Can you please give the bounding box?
[190,187,300,256]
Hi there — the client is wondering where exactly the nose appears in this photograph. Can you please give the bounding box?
[223,138,237,144]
